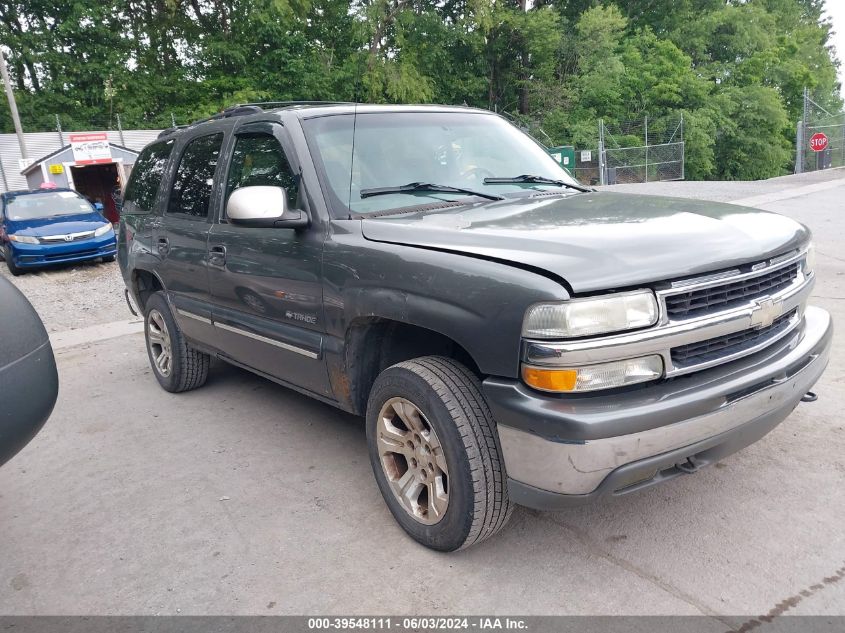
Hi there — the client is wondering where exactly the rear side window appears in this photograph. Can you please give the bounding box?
[167,133,224,219]
[225,134,299,210]
[123,139,174,214]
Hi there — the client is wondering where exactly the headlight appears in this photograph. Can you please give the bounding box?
[94,223,114,237]
[803,242,815,276]
[522,355,664,393]
[8,234,39,244]
[523,290,658,339]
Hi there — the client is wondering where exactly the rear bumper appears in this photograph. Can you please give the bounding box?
[7,236,117,268]
[484,305,832,507]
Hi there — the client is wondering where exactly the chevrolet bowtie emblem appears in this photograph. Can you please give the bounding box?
[749,297,783,329]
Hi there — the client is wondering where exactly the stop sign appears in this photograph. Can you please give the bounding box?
[809,132,829,152]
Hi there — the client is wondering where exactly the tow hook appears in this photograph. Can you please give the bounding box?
[801,391,818,403]
[677,456,702,474]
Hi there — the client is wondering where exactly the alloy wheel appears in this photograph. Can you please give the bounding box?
[376,397,449,525]
[146,309,173,378]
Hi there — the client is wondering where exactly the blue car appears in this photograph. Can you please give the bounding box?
[0,188,117,276]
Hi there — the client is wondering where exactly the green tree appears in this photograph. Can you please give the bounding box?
[0,0,840,180]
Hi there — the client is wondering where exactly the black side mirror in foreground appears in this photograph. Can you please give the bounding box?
[0,277,58,466]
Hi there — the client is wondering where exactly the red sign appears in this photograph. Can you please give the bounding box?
[809,132,829,152]
[69,132,111,165]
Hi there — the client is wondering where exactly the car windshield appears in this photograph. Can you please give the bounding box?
[302,111,582,217]
[5,191,94,221]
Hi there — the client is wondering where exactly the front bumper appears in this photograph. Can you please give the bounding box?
[7,235,117,268]
[484,305,832,508]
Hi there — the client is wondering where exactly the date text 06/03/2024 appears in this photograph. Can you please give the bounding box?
[307,617,528,630]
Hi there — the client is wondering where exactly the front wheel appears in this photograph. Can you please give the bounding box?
[144,291,210,393]
[366,356,513,551]
[4,246,23,276]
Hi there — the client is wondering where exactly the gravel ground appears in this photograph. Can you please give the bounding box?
[0,258,130,333]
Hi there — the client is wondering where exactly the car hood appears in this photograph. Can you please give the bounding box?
[6,212,110,237]
[360,192,809,293]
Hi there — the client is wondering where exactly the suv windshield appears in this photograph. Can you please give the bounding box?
[302,111,582,216]
[5,191,94,221]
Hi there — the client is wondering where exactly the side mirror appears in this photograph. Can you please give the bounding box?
[226,186,308,229]
[0,277,58,466]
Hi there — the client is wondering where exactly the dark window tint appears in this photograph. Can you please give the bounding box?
[123,140,174,214]
[226,134,298,210]
[168,133,223,219]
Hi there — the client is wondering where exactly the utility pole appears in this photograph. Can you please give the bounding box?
[0,48,28,158]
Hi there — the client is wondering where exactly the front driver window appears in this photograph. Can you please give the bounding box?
[226,134,299,213]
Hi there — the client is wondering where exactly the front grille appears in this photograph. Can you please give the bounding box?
[665,262,799,319]
[39,232,95,244]
[671,308,797,366]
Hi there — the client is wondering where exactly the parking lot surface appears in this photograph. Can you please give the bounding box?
[0,258,127,333]
[1,173,843,618]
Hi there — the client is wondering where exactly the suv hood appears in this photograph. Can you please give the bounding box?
[360,192,809,293]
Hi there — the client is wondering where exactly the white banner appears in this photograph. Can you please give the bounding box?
[69,132,111,165]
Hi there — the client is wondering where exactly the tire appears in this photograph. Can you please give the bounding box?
[366,356,513,551]
[102,255,116,263]
[144,291,209,393]
[4,246,23,276]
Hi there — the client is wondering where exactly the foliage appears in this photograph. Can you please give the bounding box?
[0,0,841,180]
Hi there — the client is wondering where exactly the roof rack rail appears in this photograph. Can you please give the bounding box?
[188,104,265,127]
[167,102,351,137]
[237,100,354,109]
[157,125,189,139]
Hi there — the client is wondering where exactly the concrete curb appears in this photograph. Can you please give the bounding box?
[50,319,144,351]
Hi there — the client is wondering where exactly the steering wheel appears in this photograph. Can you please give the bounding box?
[460,166,496,182]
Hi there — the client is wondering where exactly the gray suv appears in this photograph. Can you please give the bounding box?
[118,103,832,551]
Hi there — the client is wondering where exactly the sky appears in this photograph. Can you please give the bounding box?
[823,0,845,98]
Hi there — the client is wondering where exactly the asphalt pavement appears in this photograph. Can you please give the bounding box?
[1,172,843,619]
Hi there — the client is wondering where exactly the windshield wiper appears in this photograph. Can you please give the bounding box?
[359,182,504,201]
[483,174,591,193]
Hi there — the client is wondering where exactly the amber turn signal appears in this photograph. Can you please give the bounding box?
[521,366,578,392]
[521,356,664,393]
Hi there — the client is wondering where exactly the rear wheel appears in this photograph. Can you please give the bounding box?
[366,356,513,551]
[144,291,209,393]
[4,246,23,276]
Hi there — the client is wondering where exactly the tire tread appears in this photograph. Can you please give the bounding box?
[387,356,513,549]
[145,291,209,393]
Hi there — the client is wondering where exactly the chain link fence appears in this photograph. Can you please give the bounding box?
[14,111,180,135]
[502,112,685,186]
[600,116,684,184]
[796,88,845,173]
